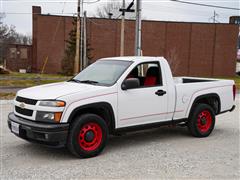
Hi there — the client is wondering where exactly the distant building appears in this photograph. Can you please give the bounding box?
[6,44,32,72]
[229,16,240,25]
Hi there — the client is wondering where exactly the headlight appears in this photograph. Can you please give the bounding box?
[39,100,65,107]
[36,111,63,123]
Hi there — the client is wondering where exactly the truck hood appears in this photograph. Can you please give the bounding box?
[17,82,106,100]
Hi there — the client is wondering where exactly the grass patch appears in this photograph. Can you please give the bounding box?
[0,92,16,100]
[231,77,240,90]
[0,72,72,87]
[217,76,240,89]
[0,79,66,87]
[1,72,72,79]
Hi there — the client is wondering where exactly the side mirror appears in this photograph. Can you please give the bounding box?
[121,78,140,90]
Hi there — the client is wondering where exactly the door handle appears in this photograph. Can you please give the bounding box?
[155,90,166,96]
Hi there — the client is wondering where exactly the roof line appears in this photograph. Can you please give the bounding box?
[38,14,236,26]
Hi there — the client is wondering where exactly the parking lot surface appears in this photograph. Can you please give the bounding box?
[0,98,239,179]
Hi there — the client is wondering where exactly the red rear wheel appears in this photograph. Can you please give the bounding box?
[78,122,103,152]
[197,110,212,133]
[188,103,215,137]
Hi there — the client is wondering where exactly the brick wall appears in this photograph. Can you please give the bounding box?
[32,6,239,76]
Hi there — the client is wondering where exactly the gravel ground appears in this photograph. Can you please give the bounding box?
[0,98,239,179]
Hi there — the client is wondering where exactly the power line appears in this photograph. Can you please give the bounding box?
[170,0,240,11]
[84,0,100,4]
[144,2,234,16]
[3,12,76,14]
[2,0,101,14]
[144,4,232,19]
[3,10,231,19]
[2,12,76,16]
[1,0,101,3]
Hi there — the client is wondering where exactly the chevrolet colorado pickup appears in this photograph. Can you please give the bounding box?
[8,56,236,158]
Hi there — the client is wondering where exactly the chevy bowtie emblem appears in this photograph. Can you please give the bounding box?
[19,102,26,109]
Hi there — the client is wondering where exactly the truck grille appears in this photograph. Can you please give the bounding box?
[16,96,37,105]
[15,106,33,116]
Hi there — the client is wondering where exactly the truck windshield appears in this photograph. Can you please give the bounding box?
[72,60,132,86]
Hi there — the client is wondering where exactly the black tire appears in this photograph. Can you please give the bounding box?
[188,103,215,137]
[67,113,109,158]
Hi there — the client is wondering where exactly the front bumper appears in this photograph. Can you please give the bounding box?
[8,112,69,147]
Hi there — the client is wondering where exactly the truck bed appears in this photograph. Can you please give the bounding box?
[174,77,218,84]
[172,76,234,121]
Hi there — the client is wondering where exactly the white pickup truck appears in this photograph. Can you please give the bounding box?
[8,56,236,158]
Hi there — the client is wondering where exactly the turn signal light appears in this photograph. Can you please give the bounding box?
[54,112,63,123]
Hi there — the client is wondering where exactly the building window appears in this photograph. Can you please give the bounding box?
[20,48,28,59]
[9,48,17,59]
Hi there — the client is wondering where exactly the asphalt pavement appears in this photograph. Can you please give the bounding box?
[0,98,239,179]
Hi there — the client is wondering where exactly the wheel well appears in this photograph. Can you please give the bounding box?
[191,94,221,115]
[68,102,115,134]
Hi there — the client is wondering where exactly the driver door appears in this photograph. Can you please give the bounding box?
[117,61,168,128]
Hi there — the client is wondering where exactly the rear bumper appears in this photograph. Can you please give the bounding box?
[219,105,236,115]
[8,112,69,147]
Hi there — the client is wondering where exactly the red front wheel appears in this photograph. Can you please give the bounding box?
[188,104,215,137]
[68,114,109,158]
[78,122,103,152]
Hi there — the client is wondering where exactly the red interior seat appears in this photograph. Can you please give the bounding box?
[144,67,159,86]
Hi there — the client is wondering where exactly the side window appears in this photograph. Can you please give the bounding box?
[9,48,17,59]
[20,48,28,59]
[126,62,162,87]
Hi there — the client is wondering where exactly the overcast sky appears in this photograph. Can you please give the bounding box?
[1,0,239,35]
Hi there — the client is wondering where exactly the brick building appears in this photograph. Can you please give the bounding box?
[7,6,240,76]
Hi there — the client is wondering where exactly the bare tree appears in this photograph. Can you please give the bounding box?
[16,33,32,45]
[95,0,135,19]
[166,48,180,76]
[95,0,121,19]
[0,13,18,64]
[0,14,32,64]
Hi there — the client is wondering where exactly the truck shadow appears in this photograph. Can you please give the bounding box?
[107,126,190,150]
[16,143,74,160]
[106,126,225,153]
[14,126,225,160]
[17,125,192,160]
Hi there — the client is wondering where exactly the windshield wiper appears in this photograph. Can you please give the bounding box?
[68,79,99,85]
[68,79,81,83]
[79,80,99,84]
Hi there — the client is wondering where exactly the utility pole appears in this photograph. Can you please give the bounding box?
[212,10,219,23]
[135,0,142,56]
[83,11,87,68]
[120,0,126,56]
[80,0,84,71]
[74,0,81,74]
[213,10,216,23]
[119,0,135,56]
